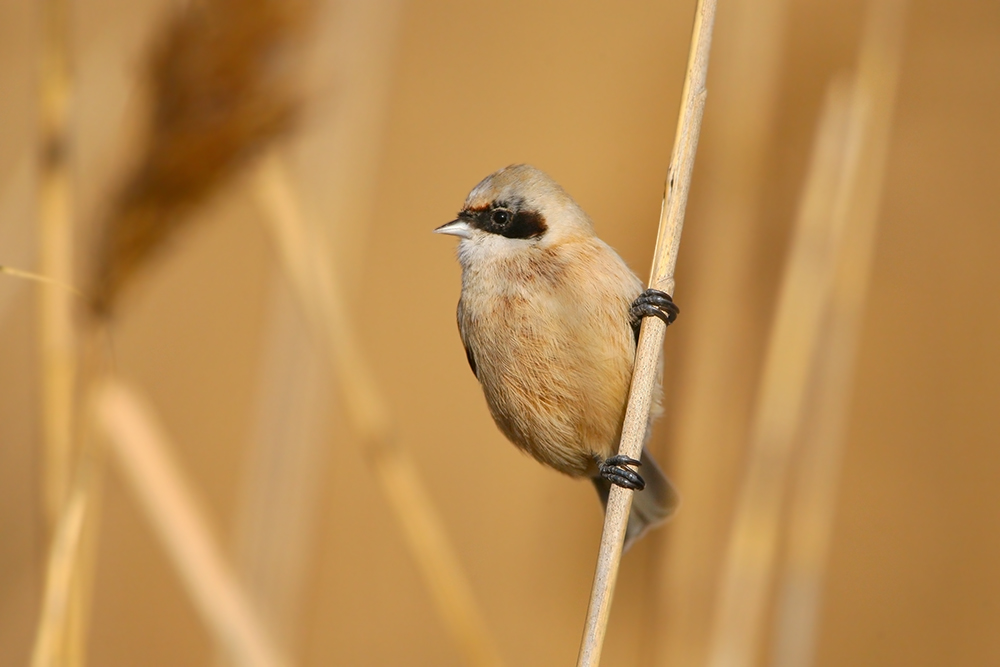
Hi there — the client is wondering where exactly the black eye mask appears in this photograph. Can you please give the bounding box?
[459,200,548,240]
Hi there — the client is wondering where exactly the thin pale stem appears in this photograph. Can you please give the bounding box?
[576,1,718,665]
[0,265,84,297]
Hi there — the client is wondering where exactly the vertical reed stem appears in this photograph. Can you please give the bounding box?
[576,1,717,664]
[34,1,84,664]
[38,0,76,534]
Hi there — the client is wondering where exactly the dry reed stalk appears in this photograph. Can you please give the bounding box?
[650,0,790,662]
[770,3,908,666]
[577,1,718,665]
[34,0,85,663]
[95,378,290,667]
[254,154,506,667]
[705,75,862,667]
[37,0,76,535]
[88,0,312,318]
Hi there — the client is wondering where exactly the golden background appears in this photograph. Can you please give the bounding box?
[1,0,998,665]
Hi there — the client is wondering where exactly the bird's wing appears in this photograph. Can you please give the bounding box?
[456,298,477,377]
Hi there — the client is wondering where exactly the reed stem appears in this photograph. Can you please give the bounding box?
[34,0,86,663]
[576,1,717,664]
[38,0,76,537]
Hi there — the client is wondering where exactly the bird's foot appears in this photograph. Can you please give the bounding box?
[630,289,679,340]
[600,454,645,491]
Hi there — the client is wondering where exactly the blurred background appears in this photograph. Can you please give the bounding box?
[1,0,998,666]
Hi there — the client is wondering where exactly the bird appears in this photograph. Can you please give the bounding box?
[434,164,680,550]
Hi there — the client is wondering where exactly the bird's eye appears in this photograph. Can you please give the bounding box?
[491,208,512,226]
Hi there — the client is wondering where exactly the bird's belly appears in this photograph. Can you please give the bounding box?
[469,302,633,477]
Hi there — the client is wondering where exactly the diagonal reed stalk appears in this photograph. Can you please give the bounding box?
[705,74,859,667]
[770,3,908,666]
[254,154,506,667]
[576,1,718,665]
[95,378,290,667]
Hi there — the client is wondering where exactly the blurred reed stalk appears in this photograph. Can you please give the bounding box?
[577,0,717,665]
[95,379,290,667]
[37,0,76,535]
[223,4,403,661]
[705,61,867,667]
[34,0,91,664]
[254,154,506,667]
[226,283,329,661]
[650,0,790,661]
[771,3,908,666]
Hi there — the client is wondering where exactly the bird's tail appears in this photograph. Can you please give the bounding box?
[592,446,679,551]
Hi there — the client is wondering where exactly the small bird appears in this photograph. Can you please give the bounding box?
[435,164,680,549]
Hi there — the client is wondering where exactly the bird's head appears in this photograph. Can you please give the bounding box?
[435,165,595,256]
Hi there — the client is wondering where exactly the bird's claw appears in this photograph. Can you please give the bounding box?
[630,289,679,336]
[600,454,645,491]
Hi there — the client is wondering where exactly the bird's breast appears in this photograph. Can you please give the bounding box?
[458,246,637,476]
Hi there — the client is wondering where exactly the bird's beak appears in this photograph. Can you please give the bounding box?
[434,219,473,239]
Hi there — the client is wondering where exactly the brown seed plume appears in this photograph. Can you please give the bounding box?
[89,0,313,318]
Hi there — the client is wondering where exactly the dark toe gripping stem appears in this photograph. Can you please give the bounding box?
[630,288,679,342]
[599,454,645,491]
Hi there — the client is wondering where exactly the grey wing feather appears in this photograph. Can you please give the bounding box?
[457,299,477,378]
